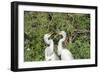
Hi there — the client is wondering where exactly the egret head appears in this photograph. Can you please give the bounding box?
[44,32,53,38]
[58,31,66,37]
[44,32,53,44]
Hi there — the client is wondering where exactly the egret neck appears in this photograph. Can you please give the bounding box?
[58,33,66,55]
[49,39,54,52]
[44,36,50,45]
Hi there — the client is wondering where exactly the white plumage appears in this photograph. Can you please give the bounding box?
[44,33,59,61]
[57,31,73,60]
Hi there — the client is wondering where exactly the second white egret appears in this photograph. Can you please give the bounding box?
[44,33,59,61]
[57,31,74,60]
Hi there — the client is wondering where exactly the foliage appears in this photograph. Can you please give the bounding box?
[24,11,90,61]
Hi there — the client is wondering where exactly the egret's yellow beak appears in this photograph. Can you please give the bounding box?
[48,32,53,36]
[57,31,61,35]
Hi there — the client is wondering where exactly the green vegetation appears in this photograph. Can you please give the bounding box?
[24,11,90,61]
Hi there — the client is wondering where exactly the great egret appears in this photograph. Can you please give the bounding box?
[44,33,59,61]
[57,31,73,60]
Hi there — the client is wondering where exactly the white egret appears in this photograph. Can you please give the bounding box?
[57,31,73,60]
[44,33,59,61]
